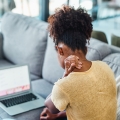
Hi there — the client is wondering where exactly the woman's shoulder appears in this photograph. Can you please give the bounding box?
[54,75,76,90]
[92,61,110,68]
[93,61,114,77]
[92,60,106,65]
[55,76,70,85]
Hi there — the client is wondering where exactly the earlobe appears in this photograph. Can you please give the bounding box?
[58,47,64,56]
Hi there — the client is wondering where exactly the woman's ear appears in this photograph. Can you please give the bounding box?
[57,46,64,56]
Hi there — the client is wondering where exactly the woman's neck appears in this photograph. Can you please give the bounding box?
[72,52,92,72]
[67,48,92,72]
[73,60,92,72]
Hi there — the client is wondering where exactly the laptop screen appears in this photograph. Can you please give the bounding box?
[0,65,30,97]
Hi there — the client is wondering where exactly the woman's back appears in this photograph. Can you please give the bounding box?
[51,61,117,120]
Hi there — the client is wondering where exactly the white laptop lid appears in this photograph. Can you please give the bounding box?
[0,65,31,99]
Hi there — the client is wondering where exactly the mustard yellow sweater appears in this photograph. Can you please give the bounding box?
[51,61,117,120]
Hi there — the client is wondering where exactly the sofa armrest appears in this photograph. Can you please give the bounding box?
[0,32,3,59]
[109,45,120,53]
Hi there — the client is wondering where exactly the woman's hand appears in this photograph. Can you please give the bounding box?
[40,107,66,120]
[63,55,82,77]
[40,107,57,120]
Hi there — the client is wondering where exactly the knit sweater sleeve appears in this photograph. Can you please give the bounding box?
[51,84,69,111]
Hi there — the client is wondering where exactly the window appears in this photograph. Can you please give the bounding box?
[69,0,93,10]
[0,0,40,18]
[49,0,68,15]
[13,0,39,17]
[80,0,93,10]
[69,0,80,9]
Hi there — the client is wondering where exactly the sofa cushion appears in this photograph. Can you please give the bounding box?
[0,32,3,59]
[86,38,112,60]
[103,53,120,78]
[0,59,14,68]
[30,74,40,81]
[1,12,48,79]
[32,79,53,99]
[42,36,64,84]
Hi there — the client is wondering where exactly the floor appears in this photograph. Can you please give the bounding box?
[92,16,120,45]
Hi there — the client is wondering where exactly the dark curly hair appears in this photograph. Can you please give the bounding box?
[48,5,93,54]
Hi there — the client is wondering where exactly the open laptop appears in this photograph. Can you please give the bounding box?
[0,65,45,115]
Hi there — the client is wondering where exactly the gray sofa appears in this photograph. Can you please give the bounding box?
[0,12,120,120]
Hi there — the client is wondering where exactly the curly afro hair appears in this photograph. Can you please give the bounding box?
[48,5,93,54]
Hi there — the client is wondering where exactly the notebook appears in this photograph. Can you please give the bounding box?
[0,65,45,115]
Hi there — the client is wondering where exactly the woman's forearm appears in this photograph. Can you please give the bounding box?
[56,111,66,118]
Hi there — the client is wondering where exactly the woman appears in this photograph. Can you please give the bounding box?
[40,5,117,120]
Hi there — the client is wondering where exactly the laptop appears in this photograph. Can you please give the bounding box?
[0,65,45,115]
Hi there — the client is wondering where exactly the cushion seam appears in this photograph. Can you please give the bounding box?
[87,46,102,59]
[103,60,120,67]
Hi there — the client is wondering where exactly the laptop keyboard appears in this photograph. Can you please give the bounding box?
[0,93,37,107]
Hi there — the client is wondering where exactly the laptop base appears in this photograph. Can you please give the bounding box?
[0,93,45,115]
